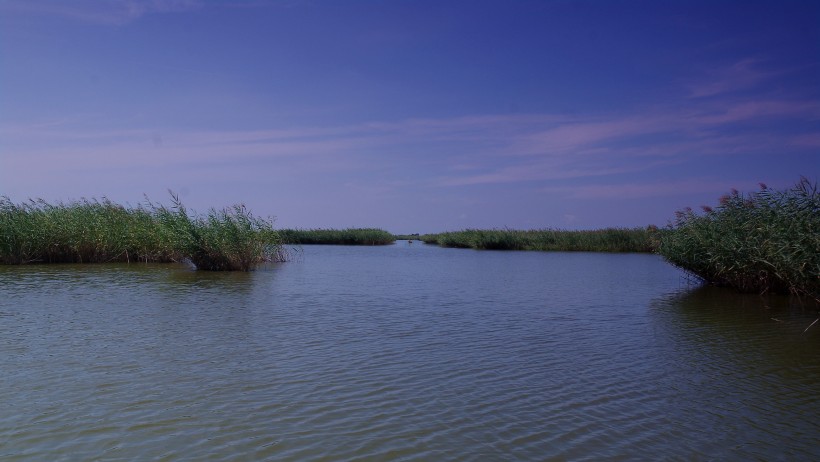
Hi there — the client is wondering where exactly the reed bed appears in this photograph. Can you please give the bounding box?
[279,228,395,245]
[658,178,819,299]
[420,228,655,252]
[393,234,422,241]
[0,195,284,271]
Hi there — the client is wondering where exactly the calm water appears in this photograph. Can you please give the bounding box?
[1,243,818,461]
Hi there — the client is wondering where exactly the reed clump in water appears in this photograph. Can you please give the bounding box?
[279,228,395,245]
[155,195,285,271]
[421,228,655,252]
[658,178,819,299]
[0,194,284,271]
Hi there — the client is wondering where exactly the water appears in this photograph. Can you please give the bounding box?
[1,243,818,460]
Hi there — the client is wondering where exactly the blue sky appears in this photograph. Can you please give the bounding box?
[1,0,817,233]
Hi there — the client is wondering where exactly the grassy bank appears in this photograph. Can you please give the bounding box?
[420,228,655,252]
[658,178,819,299]
[279,228,395,245]
[0,195,284,271]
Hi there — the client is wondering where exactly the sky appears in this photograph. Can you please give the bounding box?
[1,0,817,233]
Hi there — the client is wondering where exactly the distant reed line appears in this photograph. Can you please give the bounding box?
[279,228,395,245]
[419,228,656,252]
[279,228,655,251]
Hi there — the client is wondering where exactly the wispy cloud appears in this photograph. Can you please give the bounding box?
[695,100,820,125]
[539,179,762,200]
[0,0,203,25]
[687,58,777,98]
[3,94,817,188]
[431,96,818,187]
[790,133,820,147]
[2,57,816,205]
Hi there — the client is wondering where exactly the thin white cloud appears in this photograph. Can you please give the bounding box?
[687,58,777,98]
[0,0,203,25]
[3,92,816,194]
[695,100,820,125]
[539,179,754,200]
[432,96,818,187]
[790,133,820,147]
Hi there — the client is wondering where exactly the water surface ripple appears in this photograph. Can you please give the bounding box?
[1,244,818,460]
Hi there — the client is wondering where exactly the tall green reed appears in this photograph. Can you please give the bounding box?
[658,178,819,298]
[0,194,284,271]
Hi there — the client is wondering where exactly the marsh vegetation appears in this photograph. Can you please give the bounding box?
[420,228,655,253]
[658,178,819,299]
[0,194,284,271]
[279,228,395,245]
[3,179,816,286]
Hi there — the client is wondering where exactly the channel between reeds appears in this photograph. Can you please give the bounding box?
[4,178,816,291]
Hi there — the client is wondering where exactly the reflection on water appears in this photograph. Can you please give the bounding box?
[648,287,820,459]
[0,246,818,460]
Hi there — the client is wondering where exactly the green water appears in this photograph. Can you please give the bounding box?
[1,243,818,460]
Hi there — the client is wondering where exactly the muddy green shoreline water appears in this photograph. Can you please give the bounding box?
[2,243,818,460]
